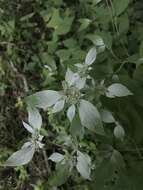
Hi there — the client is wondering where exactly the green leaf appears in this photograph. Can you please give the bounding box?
[4,143,35,166]
[27,107,42,130]
[106,83,133,98]
[94,0,103,4]
[110,149,125,170]
[76,151,91,180]
[140,41,143,57]
[47,9,74,35]
[78,99,104,135]
[100,32,112,49]
[49,153,64,163]
[86,34,105,53]
[101,109,115,123]
[118,13,129,34]
[113,0,130,16]
[56,49,71,62]
[52,99,65,113]
[85,47,97,65]
[114,125,125,140]
[49,162,70,186]
[70,114,84,138]
[67,104,76,122]
[27,90,62,110]
[78,18,91,32]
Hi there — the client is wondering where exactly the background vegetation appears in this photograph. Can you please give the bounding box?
[0,0,143,189]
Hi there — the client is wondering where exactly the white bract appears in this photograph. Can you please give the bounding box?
[4,142,35,167]
[85,47,97,65]
[67,104,76,122]
[106,83,133,98]
[49,152,64,163]
[76,151,91,180]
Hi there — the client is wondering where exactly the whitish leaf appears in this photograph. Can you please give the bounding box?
[36,141,44,149]
[114,125,125,140]
[22,121,34,134]
[101,109,115,123]
[27,107,42,130]
[75,77,86,90]
[52,99,65,113]
[76,151,91,180]
[65,68,80,87]
[49,153,64,163]
[75,63,84,68]
[27,90,62,110]
[4,144,35,166]
[78,100,104,135]
[85,47,97,65]
[21,142,32,149]
[106,83,133,98]
[113,0,130,16]
[67,104,76,122]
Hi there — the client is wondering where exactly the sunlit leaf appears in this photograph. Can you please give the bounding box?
[27,107,42,130]
[22,121,34,134]
[76,151,91,180]
[52,99,65,113]
[27,90,62,110]
[4,143,35,166]
[85,47,97,65]
[49,152,64,163]
[67,104,76,122]
[106,83,133,98]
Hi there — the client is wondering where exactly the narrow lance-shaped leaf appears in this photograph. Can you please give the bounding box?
[22,121,34,134]
[4,143,35,167]
[27,107,42,130]
[85,47,97,65]
[67,104,76,122]
[78,99,104,135]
